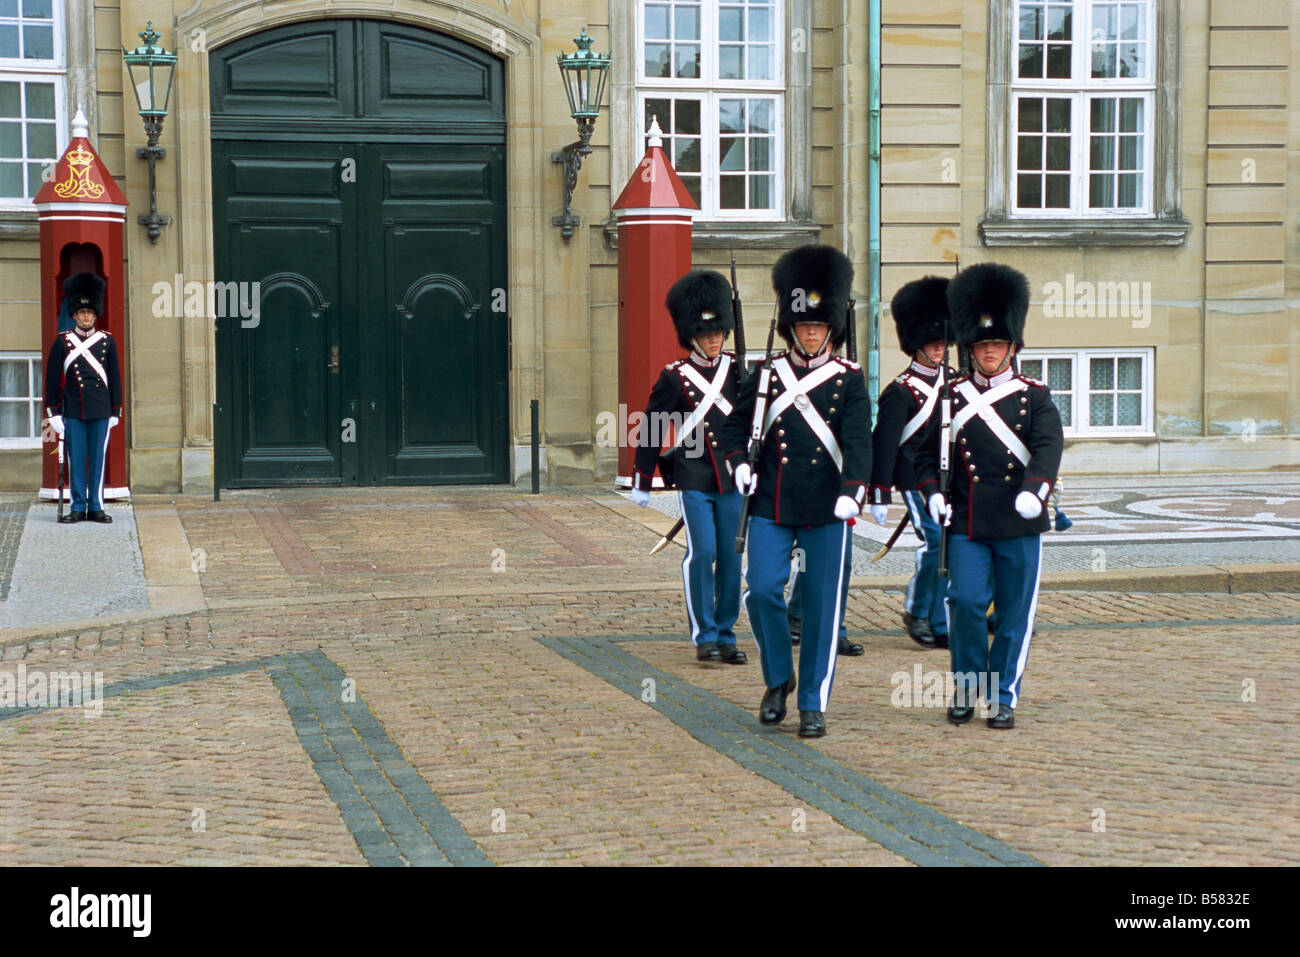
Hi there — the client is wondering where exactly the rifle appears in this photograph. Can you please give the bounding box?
[734,301,780,554]
[730,250,748,381]
[845,296,857,364]
[56,432,64,522]
[938,258,959,577]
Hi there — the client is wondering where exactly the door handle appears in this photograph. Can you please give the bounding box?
[328,346,339,373]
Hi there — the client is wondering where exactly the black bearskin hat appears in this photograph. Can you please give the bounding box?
[666,270,735,350]
[946,262,1029,349]
[890,276,950,355]
[772,245,853,349]
[64,273,106,317]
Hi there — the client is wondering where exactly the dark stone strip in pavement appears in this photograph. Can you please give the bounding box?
[539,635,1039,867]
[0,502,26,603]
[0,656,277,721]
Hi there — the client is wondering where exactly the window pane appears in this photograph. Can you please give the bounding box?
[682,176,702,208]
[1094,4,1117,37]
[24,159,41,195]
[1046,7,1071,41]
[720,7,742,41]
[0,121,20,158]
[719,176,744,209]
[1020,359,1043,379]
[1091,135,1113,170]
[1047,357,1072,392]
[1091,97,1116,133]
[0,161,20,196]
[675,5,700,40]
[0,0,17,16]
[1045,174,1069,207]
[1119,98,1142,132]
[1053,392,1072,426]
[27,121,53,157]
[1017,174,1042,207]
[1120,3,1141,39]
[644,44,671,78]
[719,45,741,79]
[719,136,743,171]
[22,0,52,16]
[1090,358,1114,390]
[675,45,699,78]
[749,137,771,171]
[22,24,52,60]
[1018,44,1043,79]
[677,99,700,135]
[645,98,669,133]
[1018,97,1042,133]
[1116,392,1141,426]
[25,81,53,119]
[1117,357,1141,390]
[749,45,772,80]
[1045,137,1069,171]
[1017,135,1041,171]
[0,359,25,397]
[719,99,743,134]
[0,82,18,118]
[1089,393,1113,427]
[1046,99,1070,133]
[0,402,29,438]
[1046,44,1070,78]
[1117,173,1139,206]
[1117,134,1138,169]
[1119,43,1142,78]
[1091,45,1117,78]
[1019,7,1042,40]
[1089,173,1114,207]
[0,26,18,59]
[644,4,670,39]
[750,7,772,41]
[673,137,700,173]
[749,174,771,208]
[749,99,772,134]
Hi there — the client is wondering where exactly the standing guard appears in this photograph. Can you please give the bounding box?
[913,263,1063,729]
[723,246,871,737]
[632,270,747,664]
[870,277,955,650]
[43,273,122,524]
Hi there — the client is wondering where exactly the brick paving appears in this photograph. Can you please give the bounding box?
[0,484,1296,866]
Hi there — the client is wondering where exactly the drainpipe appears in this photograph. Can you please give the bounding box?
[867,0,882,408]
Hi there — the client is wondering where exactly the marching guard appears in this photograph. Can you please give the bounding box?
[632,270,747,664]
[870,276,956,650]
[43,273,122,524]
[723,245,871,737]
[913,263,1063,729]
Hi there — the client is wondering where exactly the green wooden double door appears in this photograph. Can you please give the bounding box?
[211,20,508,486]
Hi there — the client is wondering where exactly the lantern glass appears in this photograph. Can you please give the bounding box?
[123,22,177,119]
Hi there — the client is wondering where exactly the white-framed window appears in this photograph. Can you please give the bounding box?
[0,0,65,206]
[1010,0,1155,217]
[1019,348,1153,436]
[637,0,784,220]
[0,352,44,447]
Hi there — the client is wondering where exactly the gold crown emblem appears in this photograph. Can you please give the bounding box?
[808,291,822,307]
[65,144,94,168]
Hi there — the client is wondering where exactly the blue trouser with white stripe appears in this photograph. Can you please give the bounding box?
[902,489,948,637]
[742,516,850,713]
[785,539,850,640]
[63,416,110,514]
[679,489,743,647]
[945,533,1042,710]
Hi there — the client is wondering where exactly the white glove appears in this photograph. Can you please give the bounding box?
[47,415,64,437]
[870,504,889,526]
[108,416,120,430]
[928,493,952,527]
[1015,491,1043,519]
[834,496,860,521]
[734,463,758,496]
[631,488,650,508]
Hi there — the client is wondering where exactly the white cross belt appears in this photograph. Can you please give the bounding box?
[762,357,843,471]
[900,375,940,445]
[951,379,1030,465]
[672,354,733,450]
[63,331,108,386]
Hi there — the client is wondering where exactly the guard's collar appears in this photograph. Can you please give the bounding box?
[788,348,832,369]
[689,351,721,369]
[909,360,940,378]
[972,367,1016,389]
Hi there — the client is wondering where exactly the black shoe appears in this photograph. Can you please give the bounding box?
[987,704,1015,729]
[902,612,936,649]
[696,641,721,662]
[837,635,863,656]
[787,615,801,646]
[947,702,975,724]
[58,512,84,524]
[933,633,949,650]
[717,644,748,665]
[86,510,112,524]
[798,711,826,737]
[759,675,796,725]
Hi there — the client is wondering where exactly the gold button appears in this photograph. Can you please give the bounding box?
[1019,410,1027,416]
[776,416,782,423]
[708,432,715,438]
[781,456,789,464]
[777,429,785,437]
[964,451,971,458]
[960,438,967,445]
[810,458,818,465]
[835,379,843,386]
[1004,476,1012,482]
[711,441,718,448]
[973,475,980,482]
[832,393,840,400]
[1015,424,1023,430]
[780,442,788,450]
[1020,397,1028,403]
[815,447,822,453]
[829,407,836,414]
[1007,463,1014,469]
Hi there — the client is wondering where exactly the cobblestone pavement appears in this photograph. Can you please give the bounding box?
[0,482,1296,866]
